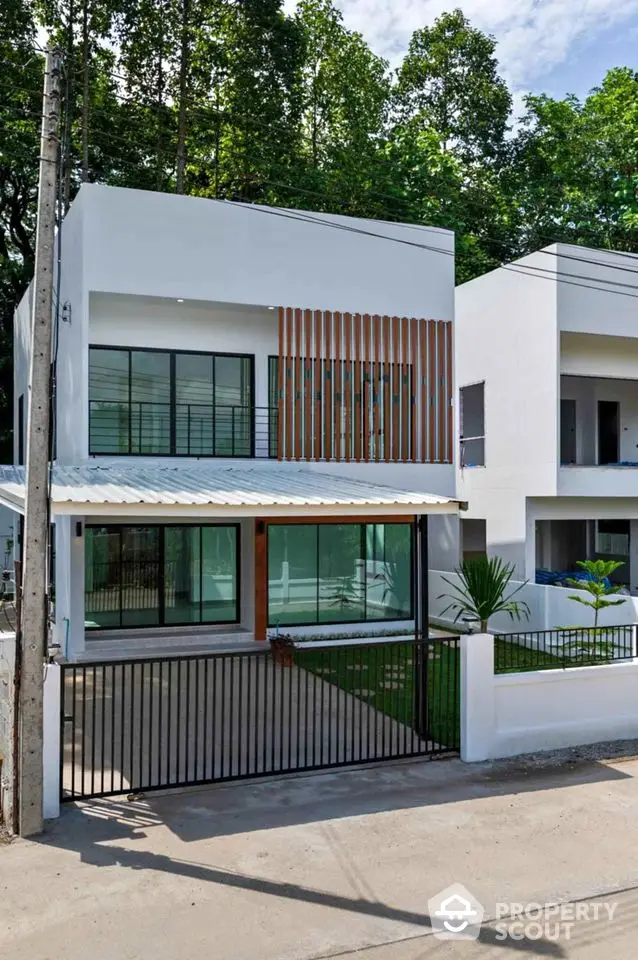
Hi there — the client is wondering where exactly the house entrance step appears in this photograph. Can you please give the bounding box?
[76,629,257,662]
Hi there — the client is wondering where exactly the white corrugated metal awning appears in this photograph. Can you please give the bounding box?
[0,463,463,518]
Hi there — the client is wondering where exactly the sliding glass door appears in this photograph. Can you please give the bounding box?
[85,524,239,629]
[267,521,413,627]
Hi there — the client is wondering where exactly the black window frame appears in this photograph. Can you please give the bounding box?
[89,345,255,458]
[17,394,24,465]
[84,522,241,630]
[266,520,415,628]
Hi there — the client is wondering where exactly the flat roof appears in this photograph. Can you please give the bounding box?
[0,463,463,519]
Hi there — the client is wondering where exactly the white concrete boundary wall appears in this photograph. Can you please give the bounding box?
[461,634,638,762]
[43,663,60,820]
[431,570,638,633]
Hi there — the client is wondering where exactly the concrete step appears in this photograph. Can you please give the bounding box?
[76,631,257,662]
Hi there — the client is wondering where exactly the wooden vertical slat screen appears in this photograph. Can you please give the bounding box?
[382,314,391,462]
[353,312,362,461]
[410,317,418,461]
[401,316,409,463]
[294,308,302,461]
[445,320,453,463]
[276,307,452,464]
[437,320,446,463]
[314,310,322,461]
[344,312,352,462]
[373,315,381,461]
[304,309,313,461]
[334,312,343,462]
[362,315,371,460]
[324,311,333,461]
[427,322,437,463]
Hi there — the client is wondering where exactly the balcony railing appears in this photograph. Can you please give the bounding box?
[89,401,279,458]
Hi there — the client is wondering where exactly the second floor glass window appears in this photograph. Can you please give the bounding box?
[89,346,253,456]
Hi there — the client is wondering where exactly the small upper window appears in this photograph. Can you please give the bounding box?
[460,382,485,467]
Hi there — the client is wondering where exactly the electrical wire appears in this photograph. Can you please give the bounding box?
[3,70,638,274]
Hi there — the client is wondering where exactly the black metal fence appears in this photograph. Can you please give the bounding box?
[495,625,636,674]
[60,636,460,801]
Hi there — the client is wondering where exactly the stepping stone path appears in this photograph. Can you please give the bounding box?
[346,663,369,672]
[383,667,406,678]
[313,667,335,675]
[353,689,375,698]
[382,681,403,690]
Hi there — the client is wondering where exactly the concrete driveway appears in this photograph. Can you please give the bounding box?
[3,749,638,959]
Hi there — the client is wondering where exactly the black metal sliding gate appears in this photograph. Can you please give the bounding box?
[60,636,460,802]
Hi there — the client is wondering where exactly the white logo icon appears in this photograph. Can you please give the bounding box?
[428,884,484,940]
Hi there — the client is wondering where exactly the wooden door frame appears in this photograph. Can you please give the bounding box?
[253,514,415,641]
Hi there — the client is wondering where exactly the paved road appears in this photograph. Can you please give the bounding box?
[2,752,638,959]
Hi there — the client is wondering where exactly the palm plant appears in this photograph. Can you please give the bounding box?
[439,555,530,633]
[565,559,627,628]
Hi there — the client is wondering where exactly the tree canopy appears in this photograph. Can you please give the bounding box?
[1,0,637,456]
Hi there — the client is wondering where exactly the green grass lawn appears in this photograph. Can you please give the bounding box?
[299,641,461,750]
[297,636,577,751]
[494,637,564,673]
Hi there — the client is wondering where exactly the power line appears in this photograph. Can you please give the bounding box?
[5,53,638,294]
[222,199,638,300]
[3,70,638,269]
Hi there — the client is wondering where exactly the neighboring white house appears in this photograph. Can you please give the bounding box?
[453,242,638,601]
[3,184,462,661]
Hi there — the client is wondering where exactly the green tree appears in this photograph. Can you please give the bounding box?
[566,560,628,629]
[439,556,530,633]
[507,68,638,254]
[394,8,511,162]
[289,0,390,215]
[0,0,43,460]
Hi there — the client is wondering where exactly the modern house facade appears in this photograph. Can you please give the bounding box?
[4,185,461,661]
[454,243,638,595]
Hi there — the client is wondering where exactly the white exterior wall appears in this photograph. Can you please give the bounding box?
[462,635,638,763]
[455,244,638,579]
[455,250,559,577]
[13,283,31,464]
[430,569,638,633]
[16,184,457,658]
[80,185,455,315]
[557,247,638,339]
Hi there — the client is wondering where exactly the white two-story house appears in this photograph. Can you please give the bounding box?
[2,185,461,661]
[455,242,638,596]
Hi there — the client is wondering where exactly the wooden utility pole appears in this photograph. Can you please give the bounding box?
[18,46,62,837]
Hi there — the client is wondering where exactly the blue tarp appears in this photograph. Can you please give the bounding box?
[535,569,611,589]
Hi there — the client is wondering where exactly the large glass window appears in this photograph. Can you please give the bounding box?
[89,347,253,456]
[131,351,171,454]
[89,349,130,454]
[85,524,239,629]
[267,522,413,627]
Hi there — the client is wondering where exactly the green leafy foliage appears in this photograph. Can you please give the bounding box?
[439,556,530,633]
[565,559,628,628]
[2,3,638,460]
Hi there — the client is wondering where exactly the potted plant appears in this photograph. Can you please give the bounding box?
[269,631,296,667]
[439,555,530,633]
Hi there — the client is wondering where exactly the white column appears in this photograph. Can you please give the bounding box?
[629,521,638,595]
[53,516,85,660]
[460,633,495,762]
[42,662,60,820]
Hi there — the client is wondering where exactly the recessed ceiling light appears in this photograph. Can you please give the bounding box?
[177,298,184,303]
